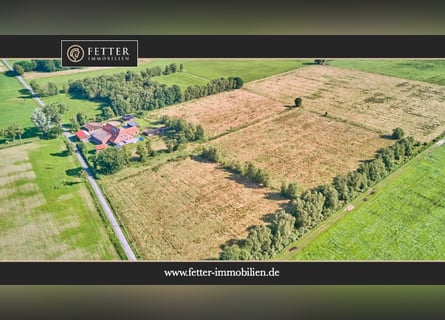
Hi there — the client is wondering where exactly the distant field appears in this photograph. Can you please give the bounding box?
[210,109,393,189]
[277,142,445,260]
[31,59,308,90]
[153,89,286,138]
[30,59,308,125]
[101,158,285,260]
[0,64,37,129]
[245,66,445,141]
[0,139,119,259]
[329,60,445,86]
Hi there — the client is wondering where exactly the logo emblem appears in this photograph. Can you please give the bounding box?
[66,45,84,63]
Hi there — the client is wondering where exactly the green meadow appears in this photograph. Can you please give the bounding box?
[0,64,37,130]
[0,138,119,259]
[277,143,445,260]
[330,60,445,85]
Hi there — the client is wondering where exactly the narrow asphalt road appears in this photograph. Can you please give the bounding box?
[1,59,137,261]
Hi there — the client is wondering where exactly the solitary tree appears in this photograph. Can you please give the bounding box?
[392,127,405,140]
[31,108,53,138]
[14,64,24,76]
[136,144,148,162]
[64,139,75,155]
[294,97,303,108]
[76,112,89,126]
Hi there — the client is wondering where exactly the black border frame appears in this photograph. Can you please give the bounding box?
[1,35,445,285]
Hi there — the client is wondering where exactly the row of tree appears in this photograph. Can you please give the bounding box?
[13,60,67,75]
[219,135,426,260]
[0,124,24,142]
[183,77,243,101]
[66,68,243,116]
[200,146,271,187]
[30,80,59,97]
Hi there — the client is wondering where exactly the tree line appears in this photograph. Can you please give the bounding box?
[65,67,243,116]
[219,135,427,260]
[13,60,68,75]
[200,146,271,187]
[0,124,25,142]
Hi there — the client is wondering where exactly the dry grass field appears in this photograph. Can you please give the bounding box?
[101,158,286,260]
[153,89,286,138]
[210,109,393,189]
[245,66,445,142]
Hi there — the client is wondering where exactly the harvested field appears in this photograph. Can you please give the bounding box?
[211,109,393,190]
[153,90,286,138]
[102,158,286,260]
[245,66,445,141]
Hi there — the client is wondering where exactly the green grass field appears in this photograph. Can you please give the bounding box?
[0,65,38,130]
[43,95,103,124]
[0,138,119,259]
[330,60,445,85]
[276,142,445,260]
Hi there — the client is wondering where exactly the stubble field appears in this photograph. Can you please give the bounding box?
[210,109,393,189]
[245,66,445,142]
[101,158,286,260]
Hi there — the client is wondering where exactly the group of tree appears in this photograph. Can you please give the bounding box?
[69,112,90,132]
[135,141,155,162]
[13,60,67,75]
[89,147,125,175]
[66,68,243,116]
[162,63,183,75]
[160,116,205,152]
[200,147,271,187]
[29,80,59,97]
[0,124,24,142]
[219,135,426,260]
[182,77,243,101]
[31,102,68,139]
[220,210,298,260]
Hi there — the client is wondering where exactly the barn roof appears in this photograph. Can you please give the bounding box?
[75,130,88,140]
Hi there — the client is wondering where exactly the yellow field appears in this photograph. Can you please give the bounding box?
[153,89,286,138]
[210,109,393,189]
[245,66,445,141]
[102,158,286,260]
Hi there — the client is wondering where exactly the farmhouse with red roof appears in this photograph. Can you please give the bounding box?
[90,122,139,146]
[75,130,88,142]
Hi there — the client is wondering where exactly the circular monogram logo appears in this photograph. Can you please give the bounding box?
[66,45,85,63]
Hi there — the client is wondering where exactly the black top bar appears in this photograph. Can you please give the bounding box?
[1,35,444,58]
